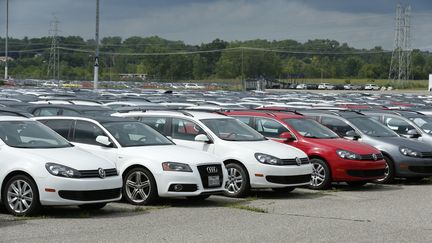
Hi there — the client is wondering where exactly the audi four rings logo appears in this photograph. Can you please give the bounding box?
[372,154,378,161]
[295,157,302,166]
[206,166,218,173]
[98,168,106,179]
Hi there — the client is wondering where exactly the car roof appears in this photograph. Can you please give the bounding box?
[299,110,365,118]
[224,110,304,119]
[115,110,230,120]
[35,115,137,124]
[362,109,425,118]
[28,104,112,111]
[0,116,31,122]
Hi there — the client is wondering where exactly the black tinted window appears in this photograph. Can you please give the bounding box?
[42,119,73,139]
[74,121,106,145]
[140,117,168,135]
[34,108,60,116]
[321,117,355,137]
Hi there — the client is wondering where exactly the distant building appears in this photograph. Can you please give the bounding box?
[119,73,147,80]
[0,56,14,62]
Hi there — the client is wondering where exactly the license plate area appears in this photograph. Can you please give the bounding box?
[208,176,220,187]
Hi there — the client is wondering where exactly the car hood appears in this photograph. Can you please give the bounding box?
[225,139,307,159]
[369,136,432,152]
[120,145,221,165]
[306,138,380,154]
[15,146,116,170]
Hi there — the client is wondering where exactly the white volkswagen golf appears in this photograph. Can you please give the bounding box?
[35,116,227,205]
[0,116,122,216]
[114,111,313,197]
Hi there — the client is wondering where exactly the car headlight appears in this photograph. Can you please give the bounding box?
[254,153,281,165]
[45,163,80,178]
[162,162,193,172]
[336,150,361,160]
[399,147,422,157]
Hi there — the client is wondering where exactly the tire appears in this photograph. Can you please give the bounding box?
[2,174,41,216]
[374,156,394,184]
[224,163,250,198]
[123,167,158,205]
[78,203,107,210]
[272,187,295,193]
[346,181,368,187]
[186,195,210,201]
[309,158,332,190]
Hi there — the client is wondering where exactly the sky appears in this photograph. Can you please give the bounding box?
[1,0,432,50]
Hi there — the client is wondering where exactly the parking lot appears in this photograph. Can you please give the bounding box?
[1,179,432,243]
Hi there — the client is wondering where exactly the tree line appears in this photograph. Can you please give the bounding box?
[0,36,431,81]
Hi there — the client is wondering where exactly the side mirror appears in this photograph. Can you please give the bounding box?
[407,129,421,138]
[344,130,360,140]
[279,132,295,142]
[96,135,112,147]
[195,134,211,143]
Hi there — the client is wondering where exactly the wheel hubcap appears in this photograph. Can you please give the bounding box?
[310,163,326,187]
[225,167,243,194]
[125,171,150,203]
[7,180,33,214]
[376,162,389,182]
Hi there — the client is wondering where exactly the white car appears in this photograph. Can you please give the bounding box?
[364,84,380,90]
[0,116,122,216]
[318,83,335,90]
[36,116,227,205]
[114,111,313,197]
[184,83,205,89]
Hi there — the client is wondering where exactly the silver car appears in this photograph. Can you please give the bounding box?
[300,110,432,183]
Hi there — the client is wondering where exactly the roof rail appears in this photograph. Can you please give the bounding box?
[117,108,194,117]
[253,108,304,116]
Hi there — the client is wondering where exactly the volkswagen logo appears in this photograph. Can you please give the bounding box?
[206,166,218,174]
[372,154,377,161]
[98,168,106,179]
[295,157,302,166]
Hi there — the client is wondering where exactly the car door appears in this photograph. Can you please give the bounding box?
[169,117,215,153]
[71,120,119,163]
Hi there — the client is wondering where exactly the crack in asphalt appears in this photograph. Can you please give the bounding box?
[270,211,372,223]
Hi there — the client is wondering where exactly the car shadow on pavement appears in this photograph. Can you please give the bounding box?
[328,182,404,192]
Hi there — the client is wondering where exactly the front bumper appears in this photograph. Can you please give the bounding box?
[248,163,313,188]
[394,157,432,177]
[331,159,387,181]
[155,163,228,197]
[37,175,122,206]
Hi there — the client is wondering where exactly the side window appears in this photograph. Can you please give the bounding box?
[41,119,73,139]
[62,109,80,116]
[73,121,106,145]
[368,115,381,121]
[254,118,288,138]
[232,116,252,126]
[33,108,60,116]
[384,116,416,135]
[171,118,205,141]
[140,117,167,135]
[321,117,355,137]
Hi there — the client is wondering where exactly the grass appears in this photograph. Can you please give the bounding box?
[226,204,268,213]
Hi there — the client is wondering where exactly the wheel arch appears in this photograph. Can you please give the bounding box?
[1,170,39,201]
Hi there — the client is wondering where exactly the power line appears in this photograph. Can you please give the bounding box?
[47,15,60,81]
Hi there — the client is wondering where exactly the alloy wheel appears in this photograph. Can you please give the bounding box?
[7,179,33,214]
[125,171,151,204]
[311,163,326,187]
[226,167,243,194]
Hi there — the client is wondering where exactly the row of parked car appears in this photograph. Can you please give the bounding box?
[0,88,432,217]
[292,83,381,90]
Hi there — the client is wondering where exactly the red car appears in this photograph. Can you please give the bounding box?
[224,110,386,189]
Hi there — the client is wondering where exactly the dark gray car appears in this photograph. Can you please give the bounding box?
[300,110,432,183]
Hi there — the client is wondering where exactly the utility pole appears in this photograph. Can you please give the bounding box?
[93,0,100,90]
[47,15,60,84]
[4,0,9,80]
[389,4,412,86]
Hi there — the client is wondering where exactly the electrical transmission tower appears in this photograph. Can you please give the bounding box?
[47,15,60,82]
[388,4,412,85]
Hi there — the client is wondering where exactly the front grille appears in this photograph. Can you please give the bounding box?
[266,174,311,185]
[280,157,310,165]
[408,166,432,174]
[197,164,223,188]
[168,184,198,192]
[420,152,432,158]
[78,168,118,178]
[347,169,385,178]
[359,153,384,161]
[58,188,121,201]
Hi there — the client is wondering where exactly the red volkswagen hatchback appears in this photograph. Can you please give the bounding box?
[224,110,386,189]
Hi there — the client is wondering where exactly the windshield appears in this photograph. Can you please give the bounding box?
[0,121,72,148]
[284,118,339,139]
[409,117,432,134]
[201,118,266,141]
[103,121,173,147]
[347,117,398,137]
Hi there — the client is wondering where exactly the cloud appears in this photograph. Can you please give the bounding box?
[0,0,431,50]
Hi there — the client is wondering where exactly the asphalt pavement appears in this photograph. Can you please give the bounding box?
[1,180,432,243]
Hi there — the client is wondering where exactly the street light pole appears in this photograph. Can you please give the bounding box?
[93,0,100,89]
[4,0,9,80]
